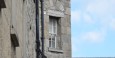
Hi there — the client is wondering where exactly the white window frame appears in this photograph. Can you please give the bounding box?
[49,17,57,48]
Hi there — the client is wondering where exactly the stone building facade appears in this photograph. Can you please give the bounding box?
[0,0,71,58]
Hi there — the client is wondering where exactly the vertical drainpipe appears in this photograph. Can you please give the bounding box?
[40,0,45,57]
[35,0,40,58]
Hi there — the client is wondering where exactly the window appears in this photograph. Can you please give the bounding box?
[49,16,58,48]
[48,16,63,53]
[0,0,6,8]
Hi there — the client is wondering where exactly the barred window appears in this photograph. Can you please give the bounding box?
[49,16,58,48]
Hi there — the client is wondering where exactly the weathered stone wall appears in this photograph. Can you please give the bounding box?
[0,0,12,58]
[23,0,36,58]
[0,0,71,58]
[11,0,23,58]
[0,0,36,58]
[11,0,36,58]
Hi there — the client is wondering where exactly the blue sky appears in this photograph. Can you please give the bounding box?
[71,0,115,57]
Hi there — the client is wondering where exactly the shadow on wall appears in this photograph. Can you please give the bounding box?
[0,8,1,16]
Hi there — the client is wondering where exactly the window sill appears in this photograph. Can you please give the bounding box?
[48,47,63,53]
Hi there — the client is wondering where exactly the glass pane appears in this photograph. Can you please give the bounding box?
[52,34,56,48]
[52,40,55,48]
[53,26,56,34]
[49,19,52,33]
[49,38,51,47]
[52,34,55,40]
[53,20,57,34]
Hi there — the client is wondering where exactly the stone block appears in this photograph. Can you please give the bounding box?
[65,8,71,15]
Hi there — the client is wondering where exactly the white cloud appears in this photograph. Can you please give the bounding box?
[99,17,115,30]
[87,1,106,13]
[71,0,115,57]
[71,0,115,47]
[72,0,115,25]
[85,0,115,30]
[110,18,115,30]
[71,10,81,23]
[86,0,115,15]
[81,31,105,43]
[83,13,94,24]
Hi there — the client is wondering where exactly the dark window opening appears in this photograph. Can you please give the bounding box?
[10,25,19,47]
[0,0,6,8]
